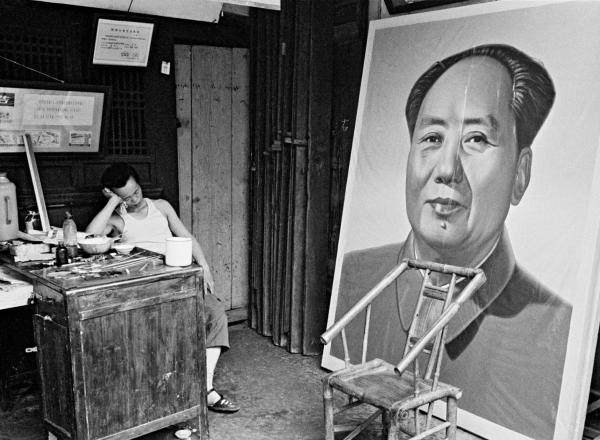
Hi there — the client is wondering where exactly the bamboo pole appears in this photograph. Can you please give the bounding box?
[320,261,409,345]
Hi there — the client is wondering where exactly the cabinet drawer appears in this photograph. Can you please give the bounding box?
[34,283,67,327]
[76,275,199,321]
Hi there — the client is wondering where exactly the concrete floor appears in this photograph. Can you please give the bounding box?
[0,323,485,440]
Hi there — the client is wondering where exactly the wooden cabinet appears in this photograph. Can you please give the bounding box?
[13,260,208,440]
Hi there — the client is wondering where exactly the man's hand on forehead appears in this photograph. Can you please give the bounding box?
[102,187,128,209]
[102,187,115,198]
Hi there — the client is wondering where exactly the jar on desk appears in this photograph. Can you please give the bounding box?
[24,210,41,234]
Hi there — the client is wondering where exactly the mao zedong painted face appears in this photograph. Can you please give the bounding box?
[406,56,530,264]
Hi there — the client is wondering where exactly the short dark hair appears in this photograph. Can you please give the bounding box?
[405,44,555,151]
[101,163,140,190]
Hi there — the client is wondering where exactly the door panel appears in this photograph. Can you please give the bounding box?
[78,298,201,439]
[231,48,250,310]
[175,44,250,315]
[33,315,74,437]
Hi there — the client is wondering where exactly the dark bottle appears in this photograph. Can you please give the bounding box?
[55,241,69,267]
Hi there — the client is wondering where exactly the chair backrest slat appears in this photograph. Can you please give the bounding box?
[404,268,452,390]
[426,273,457,382]
[361,303,372,365]
[395,270,486,375]
[341,328,350,369]
[403,269,431,357]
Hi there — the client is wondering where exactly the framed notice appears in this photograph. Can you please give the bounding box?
[92,19,154,67]
[0,82,108,153]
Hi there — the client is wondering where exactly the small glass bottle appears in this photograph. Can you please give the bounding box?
[55,241,68,266]
[63,211,78,258]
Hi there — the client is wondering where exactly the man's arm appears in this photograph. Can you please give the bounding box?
[155,199,215,294]
[85,188,124,236]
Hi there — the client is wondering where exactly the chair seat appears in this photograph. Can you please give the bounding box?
[327,359,461,411]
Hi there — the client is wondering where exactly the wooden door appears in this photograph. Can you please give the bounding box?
[33,314,74,437]
[175,45,249,320]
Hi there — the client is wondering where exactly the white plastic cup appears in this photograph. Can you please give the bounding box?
[165,237,193,266]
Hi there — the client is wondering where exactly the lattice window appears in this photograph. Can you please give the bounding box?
[0,26,147,157]
[0,28,65,82]
[90,69,147,156]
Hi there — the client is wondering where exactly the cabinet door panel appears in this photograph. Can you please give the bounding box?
[78,296,202,439]
[33,314,74,438]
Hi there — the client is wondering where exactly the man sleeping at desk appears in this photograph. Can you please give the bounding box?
[86,162,239,413]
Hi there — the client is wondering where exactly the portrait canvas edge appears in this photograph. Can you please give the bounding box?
[321,1,600,439]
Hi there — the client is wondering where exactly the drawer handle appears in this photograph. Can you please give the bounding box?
[33,293,57,304]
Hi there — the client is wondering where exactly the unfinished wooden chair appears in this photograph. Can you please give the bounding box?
[320,258,486,440]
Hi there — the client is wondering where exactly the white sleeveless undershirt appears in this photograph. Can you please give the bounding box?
[118,198,172,254]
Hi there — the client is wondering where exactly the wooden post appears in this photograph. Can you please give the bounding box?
[231,48,250,313]
[288,0,311,354]
[174,44,193,231]
[302,0,334,354]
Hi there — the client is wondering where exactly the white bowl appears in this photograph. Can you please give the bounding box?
[174,429,192,439]
[79,236,113,255]
[113,243,135,255]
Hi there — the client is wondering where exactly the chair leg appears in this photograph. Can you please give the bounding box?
[381,410,390,438]
[446,396,458,440]
[388,412,399,440]
[388,408,405,440]
[323,380,335,440]
[413,408,420,435]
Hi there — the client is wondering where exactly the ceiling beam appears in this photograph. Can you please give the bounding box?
[33,0,224,22]
[216,0,280,10]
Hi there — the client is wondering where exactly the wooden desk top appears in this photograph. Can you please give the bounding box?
[1,248,203,293]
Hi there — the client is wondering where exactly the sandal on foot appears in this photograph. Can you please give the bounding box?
[207,389,240,413]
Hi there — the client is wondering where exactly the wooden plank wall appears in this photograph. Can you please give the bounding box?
[232,48,251,314]
[248,13,279,337]
[249,1,333,355]
[303,1,335,354]
[175,45,249,314]
[175,45,193,230]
